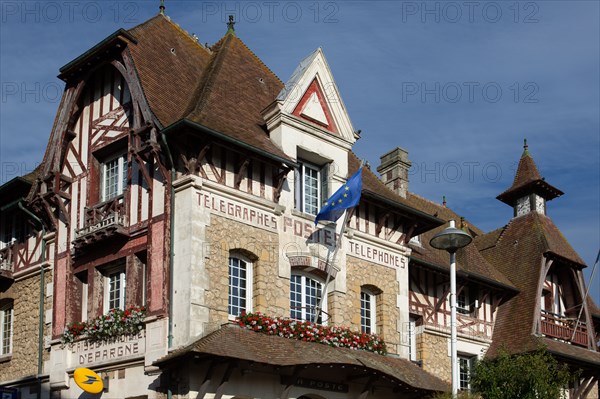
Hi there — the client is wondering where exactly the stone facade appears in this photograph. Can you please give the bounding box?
[342,256,401,355]
[0,268,52,383]
[204,214,286,323]
[417,332,451,383]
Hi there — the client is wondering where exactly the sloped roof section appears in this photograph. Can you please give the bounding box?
[156,324,449,393]
[406,192,515,290]
[477,212,593,361]
[496,141,563,205]
[347,152,444,236]
[127,15,212,127]
[183,33,289,160]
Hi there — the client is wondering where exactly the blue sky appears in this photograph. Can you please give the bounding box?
[1,1,598,304]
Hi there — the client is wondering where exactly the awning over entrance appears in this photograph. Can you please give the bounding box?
[155,324,449,398]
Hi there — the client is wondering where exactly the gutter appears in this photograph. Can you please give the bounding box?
[58,29,137,80]
[410,256,520,295]
[161,119,298,169]
[362,190,445,231]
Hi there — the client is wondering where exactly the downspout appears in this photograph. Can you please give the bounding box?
[160,131,176,399]
[17,201,45,398]
[160,131,175,349]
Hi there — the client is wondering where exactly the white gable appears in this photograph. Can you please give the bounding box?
[275,48,356,144]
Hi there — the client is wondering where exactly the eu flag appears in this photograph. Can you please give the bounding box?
[314,167,363,225]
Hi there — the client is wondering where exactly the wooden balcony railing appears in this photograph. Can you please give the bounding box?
[540,310,588,347]
[73,197,129,250]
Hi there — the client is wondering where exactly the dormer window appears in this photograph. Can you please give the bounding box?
[101,153,127,202]
[409,235,421,245]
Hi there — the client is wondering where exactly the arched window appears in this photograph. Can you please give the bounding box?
[228,255,253,318]
[290,273,326,324]
[0,299,13,356]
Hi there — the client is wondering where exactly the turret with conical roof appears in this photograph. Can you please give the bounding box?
[496,139,563,217]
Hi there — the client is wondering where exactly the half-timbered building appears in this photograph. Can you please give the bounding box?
[0,6,598,399]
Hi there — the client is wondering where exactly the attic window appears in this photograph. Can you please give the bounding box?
[170,48,176,54]
[258,78,265,84]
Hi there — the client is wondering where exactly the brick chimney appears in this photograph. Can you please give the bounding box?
[377,147,411,198]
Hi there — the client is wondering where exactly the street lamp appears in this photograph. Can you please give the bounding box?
[429,220,472,397]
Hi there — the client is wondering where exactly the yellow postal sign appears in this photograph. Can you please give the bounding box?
[74,367,104,394]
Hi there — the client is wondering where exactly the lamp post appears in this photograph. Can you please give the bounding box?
[429,220,472,397]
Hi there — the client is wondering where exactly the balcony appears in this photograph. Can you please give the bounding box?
[73,198,129,250]
[540,310,588,347]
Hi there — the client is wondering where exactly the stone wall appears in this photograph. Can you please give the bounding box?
[418,332,451,383]
[337,256,401,355]
[0,268,53,382]
[204,215,286,325]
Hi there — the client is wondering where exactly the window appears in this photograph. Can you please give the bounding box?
[290,273,325,323]
[459,355,475,391]
[101,153,127,202]
[408,317,418,361]
[457,288,470,315]
[295,161,328,216]
[104,268,126,311]
[409,235,421,245]
[228,256,253,317]
[0,301,13,356]
[360,290,376,333]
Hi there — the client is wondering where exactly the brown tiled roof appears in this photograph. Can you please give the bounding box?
[496,144,562,205]
[156,324,449,393]
[347,152,444,236]
[127,15,212,127]
[404,192,515,290]
[477,212,597,364]
[183,32,289,160]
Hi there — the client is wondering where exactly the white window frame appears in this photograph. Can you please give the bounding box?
[458,354,476,391]
[408,317,417,361]
[0,302,13,356]
[104,267,126,312]
[360,290,376,334]
[228,255,253,318]
[409,234,421,245]
[101,153,127,202]
[295,160,329,216]
[457,287,470,315]
[290,273,327,324]
[81,279,89,322]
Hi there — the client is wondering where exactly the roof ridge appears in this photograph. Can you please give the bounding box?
[232,35,283,86]
[127,13,163,34]
[493,219,514,246]
[407,191,444,209]
[187,34,234,120]
[160,15,213,53]
[476,225,506,250]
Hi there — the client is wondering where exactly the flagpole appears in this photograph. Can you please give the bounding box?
[314,207,354,323]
